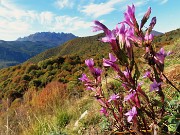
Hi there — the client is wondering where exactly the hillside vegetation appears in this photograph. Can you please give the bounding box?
[0,29,179,134]
[28,33,109,63]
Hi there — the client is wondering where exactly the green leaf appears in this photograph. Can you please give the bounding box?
[168,116,176,123]
[168,124,177,132]
[162,115,170,121]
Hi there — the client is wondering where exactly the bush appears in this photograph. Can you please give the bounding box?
[25,64,38,73]
[30,79,42,87]
[22,74,31,81]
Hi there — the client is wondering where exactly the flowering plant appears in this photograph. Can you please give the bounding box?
[79,4,179,134]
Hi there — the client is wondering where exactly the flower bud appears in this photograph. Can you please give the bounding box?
[140,7,151,29]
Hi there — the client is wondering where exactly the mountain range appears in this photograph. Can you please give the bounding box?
[151,30,163,36]
[17,32,77,46]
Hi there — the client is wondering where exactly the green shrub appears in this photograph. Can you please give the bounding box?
[47,65,53,70]
[26,64,38,73]
[22,74,31,81]
[30,79,42,87]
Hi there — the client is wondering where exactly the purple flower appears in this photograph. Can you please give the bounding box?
[149,17,156,29]
[125,106,137,122]
[140,7,151,29]
[109,53,117,62]
[123,4,138,30]
[144,7,151,20]
[85,58,94,68]
[103,53,117,65]
[126,4,135,24]
[92,20,120,52]
[79,74,96,91]
[100,107,108,116]
[92,20,116,43]
[93,68,102,77]
[108,94,120,102]
[154,48,171,64]
[125,27,142,47]
[159,48,171,56]
[85,58,102,80]
[116,23,126,45]
[86,86,95,91]
[90,67,102,80]
[127,4,135,18]
[123,68,131,79]
[79,73,89,82]
[125,27,134,47]
[92,20,109,33]
[143,70,151,78]
[124,91,136,102]
[101,30,116,43]
[124,12,133,28]
[103,53,120,72]
[144,33,154,43]
[150,80,162,92]
[116,23,125,36]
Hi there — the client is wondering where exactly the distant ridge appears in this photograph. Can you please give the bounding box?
[151,30,163,36]
[17,32,77,46]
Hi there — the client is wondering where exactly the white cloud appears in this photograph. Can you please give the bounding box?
[52,16,92,32]
[81,0,125,18]
[39,12,55,25]
[0,0,35,40]
[160,0,168,4]
[81,0,149,18]
[54,0,74,9]
[0,0,92,40]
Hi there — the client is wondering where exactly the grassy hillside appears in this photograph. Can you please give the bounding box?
[153,28,180,46]
[27,34,109,63]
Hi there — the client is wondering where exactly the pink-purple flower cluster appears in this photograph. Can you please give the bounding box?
[79,3,176,134]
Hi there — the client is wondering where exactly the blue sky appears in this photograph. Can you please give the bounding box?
[0,0,179,41]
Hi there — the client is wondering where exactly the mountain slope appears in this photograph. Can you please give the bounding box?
[0,32,77,68]
[0,41,53,68]
[27,33,109,63]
